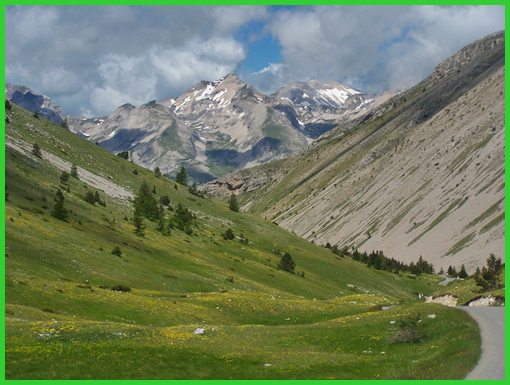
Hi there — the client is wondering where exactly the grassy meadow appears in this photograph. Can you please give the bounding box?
[5,104,480,379]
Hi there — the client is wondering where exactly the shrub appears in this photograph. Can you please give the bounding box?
[117,151,129,160]
[111,246,122,257]
[278,252,295,273]
[60,171,70,184]
[222,228,235,240]
[32,143,42,158]
[111,285,131,292]
[159,195,170,206]
[70,164,78,178]
[389,314,423,344]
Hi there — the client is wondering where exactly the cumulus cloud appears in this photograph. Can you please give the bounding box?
[6,6,504,116]
[6,6,263,115]
[259,6,504,93]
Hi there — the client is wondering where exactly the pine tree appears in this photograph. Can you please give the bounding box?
[159,195,170,206]
[175,166,188,187]
[134,181,159,221]
[222,228,235,240]
[278,252,296,273]
[32,143,42,158]
[447,265,454,277]
[133,210,145,236]
[438,267,444,275]
[60,171,70,184]
[51,189,68,221]
[61,117,69,130]
[156,204,165,233]
[154,167,162,178]
[475,254,503,290]
[84,190,96,204]
[228,193,239,212]
[70,164,78,178]
[174,203,194,234]
[458,264,468,279]
[111,246,122,257]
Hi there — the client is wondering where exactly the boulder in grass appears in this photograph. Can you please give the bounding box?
[194,328,206,335]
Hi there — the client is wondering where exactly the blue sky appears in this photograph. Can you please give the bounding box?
[6,6,505,116]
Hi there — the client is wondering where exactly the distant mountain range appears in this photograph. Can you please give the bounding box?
[6,75,377,181]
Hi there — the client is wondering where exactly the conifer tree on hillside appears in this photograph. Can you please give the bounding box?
[229,193,239,212]
[60,171,70,184]
[278,252,296,273]
[70,164,78,178]
[174,203,194,234]
[176,166,188,187]
[134,181,159,221]
[32,143,42,158]
[61,117,69,130]
[133,210,145,236]
[156,204,165,233]
[51,189,68,221]
[475,254,503,290]
[458,264,468,279]
[154,167,162,178]
[222,228,235,240]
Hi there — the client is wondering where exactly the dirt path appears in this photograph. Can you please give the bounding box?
[438,276,457,286]
[6,136,134,200]
[462,307,505,380]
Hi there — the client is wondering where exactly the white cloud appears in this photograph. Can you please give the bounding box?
[6,6,264,115]
[263,6,505,93]
[86,36,245,115]
[6,6,505,115]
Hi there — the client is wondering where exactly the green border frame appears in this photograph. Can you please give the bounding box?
[1,1,507,383]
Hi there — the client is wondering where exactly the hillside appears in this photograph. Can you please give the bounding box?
[211,31,505,273]
[5,102,480,379]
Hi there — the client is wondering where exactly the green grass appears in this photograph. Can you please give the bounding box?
[465,198,504,230]
[408,197,467,246]
[4,104,481,379]
[432,272,505,305]
[445,233,476,256]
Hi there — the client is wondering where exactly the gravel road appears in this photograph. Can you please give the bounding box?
[462,306,505,380]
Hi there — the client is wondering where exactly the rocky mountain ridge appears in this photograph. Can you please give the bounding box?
[5,84,65,125]
[206,31,505,272]
[7,74,376,182]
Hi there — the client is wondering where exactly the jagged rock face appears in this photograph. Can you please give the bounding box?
[69,102,197,177]
[217,31,504,272]
[272,80,374,138]
[160,73,308,178]
[5,84,65,125]
[69,73,374,181]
